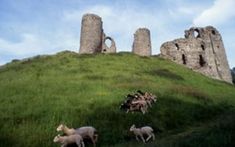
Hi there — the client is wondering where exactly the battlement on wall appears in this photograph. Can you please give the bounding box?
[160,26,232,83]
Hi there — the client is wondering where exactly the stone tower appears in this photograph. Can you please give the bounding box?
[132,28,152,56]
[79,13,116,54]
[160,26,232,83]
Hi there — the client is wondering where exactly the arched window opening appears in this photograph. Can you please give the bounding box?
[105,38,112,48]
[199,55,206,67]
[201,44,205,51]
[175,43,179,50]
[182,54,186,65]
[193,29,200,38]
[212,30,216,35]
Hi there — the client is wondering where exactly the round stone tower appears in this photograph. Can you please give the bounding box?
[79,13,103,54]
[132,28,152,56]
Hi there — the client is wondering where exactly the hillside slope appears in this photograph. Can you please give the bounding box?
[0,51,235,147]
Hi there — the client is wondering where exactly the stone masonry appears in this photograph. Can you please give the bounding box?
[132,28,152,56]
[160,26,232,83]
[79,13,116,54]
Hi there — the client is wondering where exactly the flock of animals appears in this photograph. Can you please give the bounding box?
[53,90,158,147]
[120,90,157,114]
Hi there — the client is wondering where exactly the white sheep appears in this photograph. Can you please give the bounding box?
[131,100,148,114]
[129,124,155,143]
[57,124,76,135]
[57,124,98,147]
[53,134,85,147]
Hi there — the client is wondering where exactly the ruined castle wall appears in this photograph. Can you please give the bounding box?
[161,26,232,83]
[79,14,103,54]
[205,27,232,82]
[132,28,151,56]
[101,35,116,53]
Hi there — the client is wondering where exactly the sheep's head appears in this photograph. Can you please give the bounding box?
[130,124,136,131]
[53,135,60,142]
[56,124,64,131]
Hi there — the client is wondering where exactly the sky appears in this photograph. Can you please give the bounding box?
[0,0,235,67]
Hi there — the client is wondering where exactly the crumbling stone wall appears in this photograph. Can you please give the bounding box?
[79,13,116,54]
[101,35,116,53]
[160,26,232,83]
[132,28,152,56]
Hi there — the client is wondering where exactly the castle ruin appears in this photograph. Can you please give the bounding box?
[160,26,232,83]
[132,28,152,56]
[78,13,232,83]
[79,13,116,54]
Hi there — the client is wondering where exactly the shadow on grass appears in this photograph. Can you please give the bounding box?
[156,110,235,147]
[75,95,232,146]
[170,85,212,103]
[0,95,233,147]
[147,69,184,81]
[0,135,16,147]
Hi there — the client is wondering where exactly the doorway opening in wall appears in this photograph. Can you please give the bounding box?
[201,44,205,50]
[212,30,216,35]
[175,43,179,50]
[193,29,200,38]
[182,54,186,65]
[199,55,206,67]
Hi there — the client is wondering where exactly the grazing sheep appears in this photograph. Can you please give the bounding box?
[144,92,157,103]
[137,90,157,107]
[57,124,98,147]
[75,126,98,147]
[131,100,148,114]
[120,100,147,114]
[130,124,155,143]
[127,103,142,113]
[120,90,157,114]
[53,134,85,147]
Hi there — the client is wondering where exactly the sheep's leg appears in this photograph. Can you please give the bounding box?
[140,135,145,143]
[146,134,152,142]
[151,133,155,140]
[76,140,81,147]
[148,101,152,107]
[77,142,81,147]
[135,135,139,141]
[140,107,145,114]
[81,141,85,147]
[94,134,98,142]
[61,144,66,147]
[90,136,96,147]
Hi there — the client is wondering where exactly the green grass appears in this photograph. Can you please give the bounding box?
[0,51,235,147]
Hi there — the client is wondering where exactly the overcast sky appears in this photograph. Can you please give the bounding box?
[0,0,235,67]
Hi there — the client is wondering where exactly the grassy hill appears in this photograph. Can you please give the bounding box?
[0,51,235,147]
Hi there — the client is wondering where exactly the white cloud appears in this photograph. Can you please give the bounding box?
[0,33,50,56]
[168,5,202,19]
[0,32,79,63]
[193,0,235,26]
